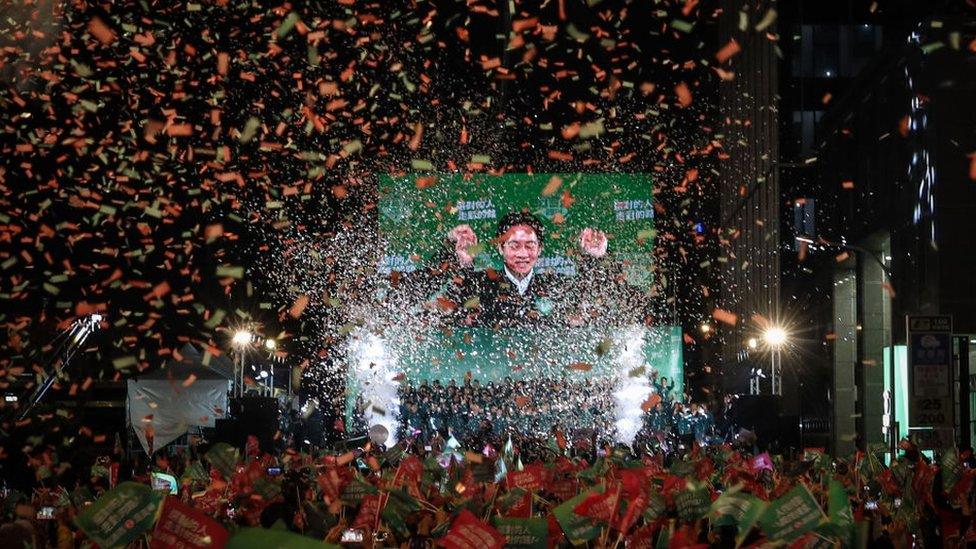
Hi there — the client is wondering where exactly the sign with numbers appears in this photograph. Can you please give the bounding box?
[907,315,953,447]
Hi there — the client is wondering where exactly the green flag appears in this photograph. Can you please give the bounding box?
[655,520,673,549]
[759,484,826,542]
[942,451,961,493]
[227,527,342,548]
[826,479,854,545]
[674,484,711,521]
[382,487,423,539]
[709,487,768,533]
[493,517,549,549]
[341,475,378,506]
[75,482,163,548]
[205,442,240,479]
[552,490,603,545]
[252,475,282,502]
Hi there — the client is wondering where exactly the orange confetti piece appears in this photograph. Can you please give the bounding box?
[331,185,348,199]
[835,251,850,263]
[640,393,662,412]
[675,82,692,108]
[969,152,976,180]
[715,39,740,63]
[415,175,437,189]
[182,374,197,387]
[567,362,592,371]
[289,294,309,318]
[842,180,854,189]
[408,122,424,151]
[88,17,116,45]
[711,308,737,326]
[217,52,229,76]
[541,175,563,197]
[204,223,223,242]
[898,115,910,137]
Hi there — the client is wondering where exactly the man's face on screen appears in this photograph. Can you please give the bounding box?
[499,224,541,278]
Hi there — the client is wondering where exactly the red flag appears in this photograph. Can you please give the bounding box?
[394,455,423,486]
[151,496,229,549]
[352,493,383,533]
[616,491,647,533]
[618,467,651,498]
[436,509,506,549]
[573,485,620,523]
[507,463,545,491]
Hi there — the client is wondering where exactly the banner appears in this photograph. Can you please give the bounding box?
[436,509,506,549]
[75,482,163,549]
[492,517,549,549]
[759,484,826,542]
[205,442,239,479]
[378,173,655,285]
[552,490,603,545]
[151,496,229,549]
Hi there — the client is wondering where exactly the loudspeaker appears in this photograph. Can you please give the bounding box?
[239,397,278,453]
[215,397,279,453]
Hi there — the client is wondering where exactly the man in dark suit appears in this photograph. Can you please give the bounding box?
[442,212,609,328]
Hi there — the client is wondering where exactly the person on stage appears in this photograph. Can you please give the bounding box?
[443,211,609,327]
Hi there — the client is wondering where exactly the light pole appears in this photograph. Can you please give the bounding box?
[763,326,788,396]
[232,330,253,397]
[264,338,277,397]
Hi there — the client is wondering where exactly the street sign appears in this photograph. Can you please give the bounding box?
[907,315,953,449]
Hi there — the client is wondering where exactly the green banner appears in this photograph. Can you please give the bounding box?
[378,173,655,286]
[205,442,240,479]
[553,490,604,546]
[674,485,711,522]
[709,488,768,543]
[75,482,163,548]
[493,517,549,549]
[759,484,826,542]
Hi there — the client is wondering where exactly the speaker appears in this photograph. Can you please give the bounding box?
[215,397,279,453]
[239,397,279,453]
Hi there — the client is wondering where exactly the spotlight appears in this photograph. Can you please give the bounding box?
[747,337,758,350]
[232,330,253,347]
[264,338,277,351]
[700,323,712,334]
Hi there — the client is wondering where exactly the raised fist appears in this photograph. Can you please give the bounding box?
[579,227,608,258]
[448,224,478,266]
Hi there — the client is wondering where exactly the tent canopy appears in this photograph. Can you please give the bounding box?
[127,344,233,455]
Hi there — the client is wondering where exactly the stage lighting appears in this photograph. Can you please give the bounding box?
[700,323,712,334]
[747,337,758,350]
[264,338,277,350]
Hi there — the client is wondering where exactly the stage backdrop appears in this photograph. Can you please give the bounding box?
[378,173,656,287]
[349,173,682,443]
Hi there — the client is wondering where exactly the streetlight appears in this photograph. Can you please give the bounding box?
[762,326,788,396]
[232,330,253,347]
[231,330,254,397]
[264,339,277,397]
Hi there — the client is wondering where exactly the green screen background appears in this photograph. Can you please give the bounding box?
[378,173,656,286]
